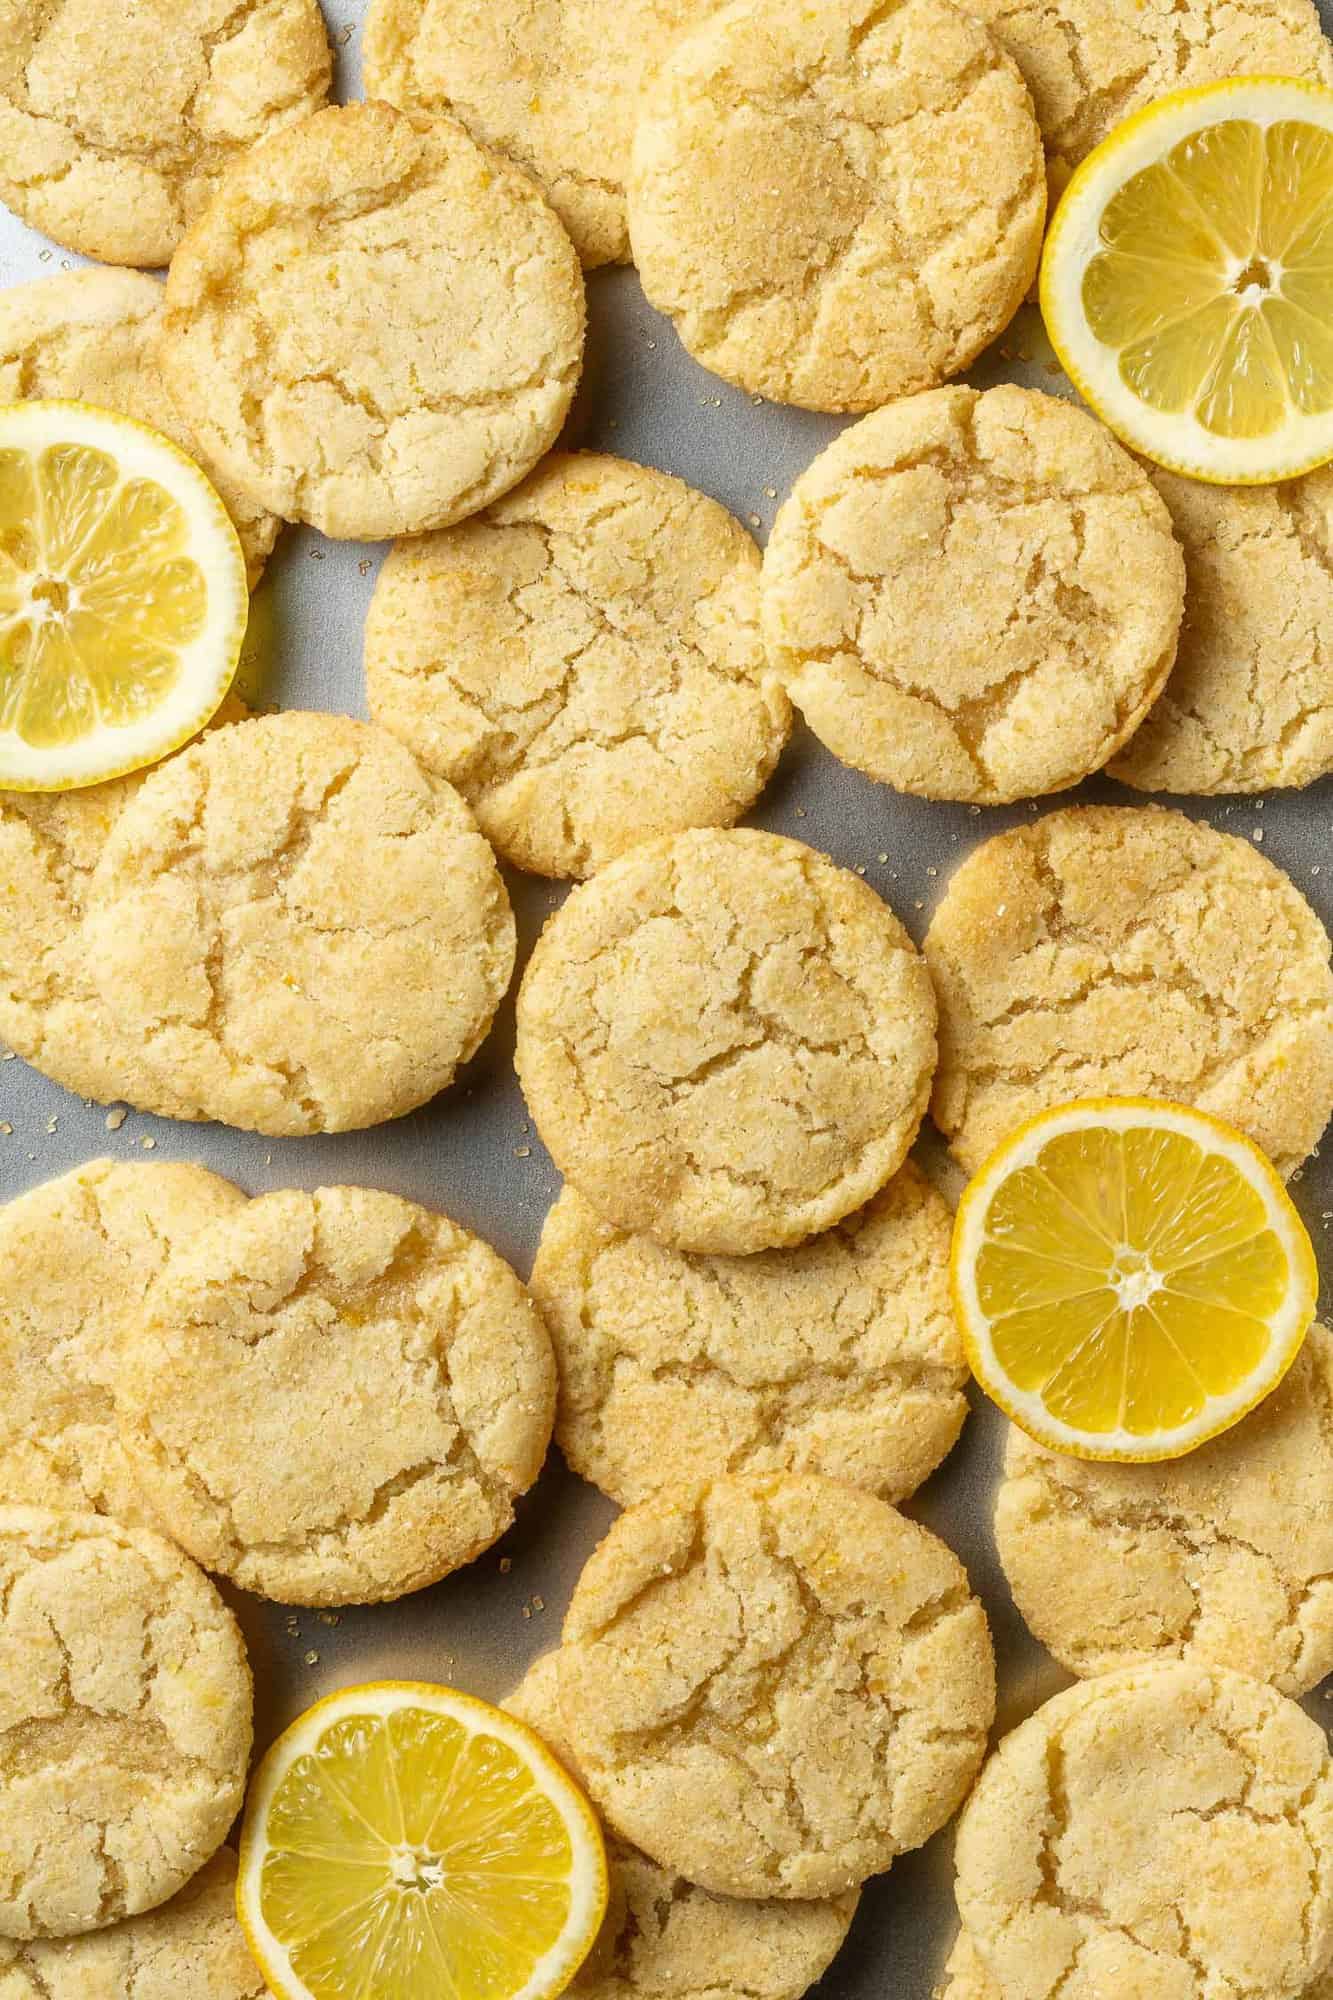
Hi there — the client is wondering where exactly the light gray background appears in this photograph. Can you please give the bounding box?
[2,9,1332,1995]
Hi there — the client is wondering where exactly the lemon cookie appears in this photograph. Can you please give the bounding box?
[558,1474,995,1899]
[365,453,791,879]
[0,0,331,268]
[995,1322,1333,1696]
[924,804,1333,1177]
[0,269,279,588]
[363,0,717,268]
[0,1159,244,1525]
[0,1847,265,1997]
[515,827,938,1254]
[626,0,1045,412]
[761,387,1184,803]
[530,1165,967,1507]
[0,1506,251,1940]
[955,1662,1333,2000]
[506,1653,859,2000]
[115,1186,555,1605]
[1109,467,1333,794]
[160,102,585,542]
[80,711,516,1136]
[963,0,1332,191]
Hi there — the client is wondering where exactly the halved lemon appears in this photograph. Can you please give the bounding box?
[238,1682,609,2000]
[0,400,247,790]
[1041,78,1333,482]
[951,1099,1318,1462]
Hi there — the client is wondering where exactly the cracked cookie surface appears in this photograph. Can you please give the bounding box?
[1110,466,1333,795]
[0,1159,244,1526]
[515,827,938,1254]
[626,0,1045,412]
[530,1165,967,1507]
[761,386,1184,804]
[159,101,586,542]
[114,1185,556,1606]
[81,710,516,1136]
[0,268,279,588]
[363,0,718,268]
[365,452,790,879]
[963,0,1332,187]
[955,1662,1333,2000]
[0,0,332,267]
[996,1323,1333,1698]
[0,1847,266,1997]
[924,804,1333,1178]
[0,1505,251,1940]
[557,1474,995,1899]
[506,1653,859,2000]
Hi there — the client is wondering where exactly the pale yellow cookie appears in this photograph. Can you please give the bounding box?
[0,269,279,588]
[506,1653,859,2000]
[115,1186,555,1606]
[626,0,1045,412]
[363,0,718,268]
[0,696,248,1118]
[80,711,516,1136]
[530,1165,967,1507]
[1110,467,1333,794]
[160,102,586,542]
[365,452,790,879]
[0,1506,251,1940]
[515,827,938,1254]
[0,1159,244,1525]
[924,804,1333,1178]
[0,1848,265,1998]
[955,1662,1333,2000]
[558,1474,995,1899]
[761,387,1184,803]
[995,1323,1333,1697]
[0,0,332,267]
[963,0,1333,190]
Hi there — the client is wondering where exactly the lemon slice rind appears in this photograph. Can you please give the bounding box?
[952,1098,1318,1464]
[1040,77,1333,484]
[0,398,247,792]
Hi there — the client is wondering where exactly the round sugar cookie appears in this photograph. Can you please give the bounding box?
[996,1323,1333,1697]
[0,1848,265,1998]
[514,827,938,1254]
[0,0,331,267]
[363,0,718,268]
[530,1165,967,1507]
[1110,466,1333,794]
[0,1159,244,1525]
[81,711,516,1137]
[114,1186,556,1605]
[160,101,586,542]
[505,1653,860,2000]
[364,452,790,878]
[626,0,1045,412]
[557,1474,995,1899]
[924,804,1333,1178]
[0,1506,251,1940]
[0,269,279,588]
[955,1663,1333,2000]
[761,386,1184,804]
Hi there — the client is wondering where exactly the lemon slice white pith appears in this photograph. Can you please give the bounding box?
[237,1681,609,2000]
[0,399,247,791]
[1041,78,1333,482]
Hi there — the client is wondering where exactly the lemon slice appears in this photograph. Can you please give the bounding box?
[237,1682,609,2000]
[0,399,247,790]
[1041,78,1333,482]
[951,1099,1318,1462]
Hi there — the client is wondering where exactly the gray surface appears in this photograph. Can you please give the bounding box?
[2,8,1332,1995]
